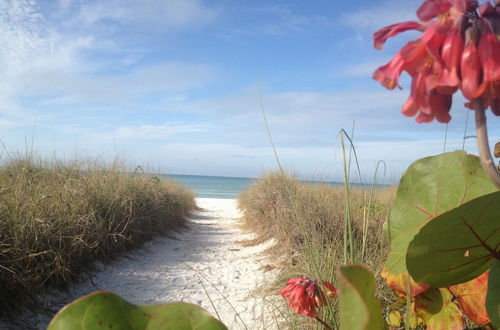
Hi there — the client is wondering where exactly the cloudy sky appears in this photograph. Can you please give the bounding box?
[1,0,499,183]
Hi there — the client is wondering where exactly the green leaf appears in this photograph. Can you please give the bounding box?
[414,288,445,320]
[385,151,496,274]
[47,291,228,330]
[406,191,500,286]
[487,259,500,328]
[337,265,386,330]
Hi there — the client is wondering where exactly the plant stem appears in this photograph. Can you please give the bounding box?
[405,275,411,330]
[315,316,333,330]
[473,99,500,189]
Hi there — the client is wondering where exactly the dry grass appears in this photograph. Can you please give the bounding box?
[0,155,196,318]
[238,171,396,328]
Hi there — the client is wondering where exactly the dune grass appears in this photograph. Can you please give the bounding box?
[238,171,396,328]
[0,155,196,319]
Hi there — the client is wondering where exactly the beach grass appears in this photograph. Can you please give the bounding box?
[0,154,196,319]
[238,171,396,328]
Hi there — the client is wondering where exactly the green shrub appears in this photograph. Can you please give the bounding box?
[238,171,395,328]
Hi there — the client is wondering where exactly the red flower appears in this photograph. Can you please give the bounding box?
[417,0,453,21]
[373,51,405,90]
[437,21,464,92]
[279,276,337,318]
[373,0,500,122]
[373,21,426,50]
[461,27,482,99]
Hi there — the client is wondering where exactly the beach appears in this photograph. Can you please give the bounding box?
[4,198,278,329]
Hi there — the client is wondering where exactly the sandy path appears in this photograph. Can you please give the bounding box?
[2,198,279,330]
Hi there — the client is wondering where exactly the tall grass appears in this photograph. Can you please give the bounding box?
[238,172,396,328]
[0,155,196,318]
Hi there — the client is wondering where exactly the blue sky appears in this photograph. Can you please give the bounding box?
[1,0,499,183]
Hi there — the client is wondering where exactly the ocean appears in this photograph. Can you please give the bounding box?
[162,174,390,200]
[163,174,255,199]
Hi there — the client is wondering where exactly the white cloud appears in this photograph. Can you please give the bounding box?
[14,61,218,102]
[0,0,95,94]
[78,0,219,32]
[0,119,17,128]
[62,122,212,143]
[230,5,329,37]
[335,57,393,78]
[0,1,219,117]
[162,87,409,131]
[0,0,53,76]
[341,0,419,31]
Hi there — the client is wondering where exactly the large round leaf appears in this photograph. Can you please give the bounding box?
[337,265,385,330]
[384,151,497,274]
[47,291,228,330]
[406,191,500,286]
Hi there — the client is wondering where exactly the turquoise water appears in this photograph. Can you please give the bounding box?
[163,174,255,199]
[161,174,390,199]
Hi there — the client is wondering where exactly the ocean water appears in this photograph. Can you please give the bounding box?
[161,174,390,199]
[163,174,255,199]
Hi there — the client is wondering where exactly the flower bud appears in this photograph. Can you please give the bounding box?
[280,276,337,318]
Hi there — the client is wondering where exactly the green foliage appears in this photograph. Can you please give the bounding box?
[414,289,463,329]
[385,151,496,274]
[337,265,386,330]
[239,172,394,328]
[406,191,500,286]
[487,260,500,327]
[238,171,392,266]
[48,291,228,330]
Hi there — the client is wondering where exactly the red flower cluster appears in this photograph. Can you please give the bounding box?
[373,0,500,123]
[279,276,337,318]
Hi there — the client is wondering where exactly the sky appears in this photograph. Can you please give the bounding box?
[1,0,500,183]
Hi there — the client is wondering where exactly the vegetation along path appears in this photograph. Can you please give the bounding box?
[5,198,278,330]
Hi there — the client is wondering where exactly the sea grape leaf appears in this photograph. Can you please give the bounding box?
[486,259,500,328]
[406,191,500,287]
[415,289,463,330]
[448,272,490,325]
[47,291,228,330]
[380,268,430,298]
[337,265,386,330]
[384,151,496,274]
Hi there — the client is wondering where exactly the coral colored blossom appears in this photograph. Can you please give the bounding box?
[373,0,500,123]
[279,276,337,318]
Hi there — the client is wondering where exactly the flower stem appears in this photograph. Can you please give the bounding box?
[473,99,500,189]
[315,316,333,330]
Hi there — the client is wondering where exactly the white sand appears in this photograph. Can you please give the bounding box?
[4,198,279,329]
